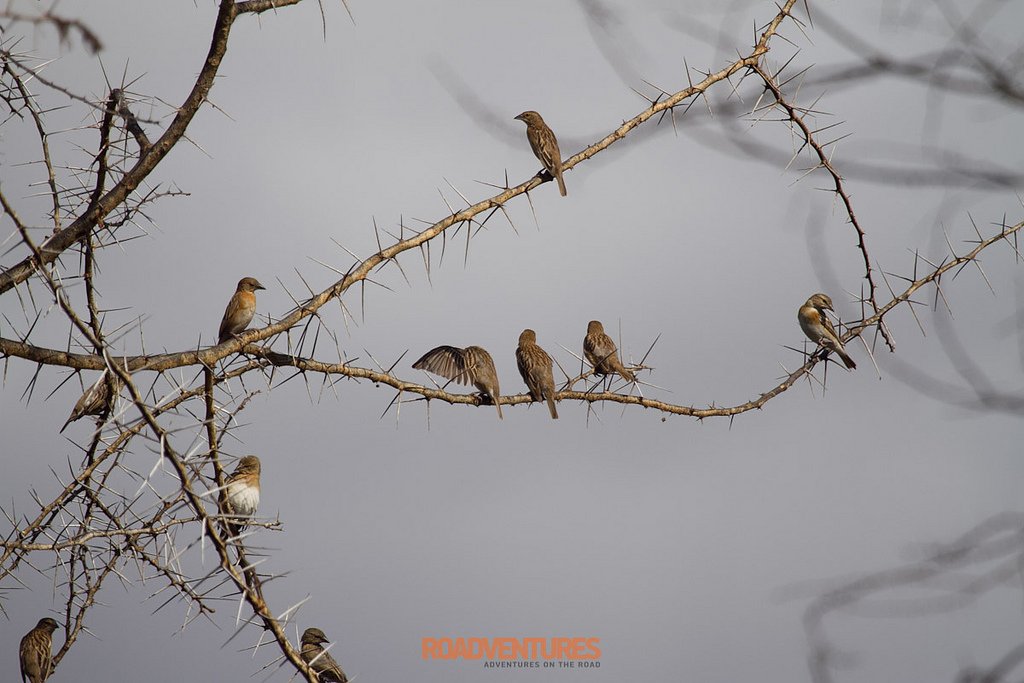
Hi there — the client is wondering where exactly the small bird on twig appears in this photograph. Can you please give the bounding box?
[798,293,857,370]
[413,344,503,419]
[224,455,261,537]
[19,617,58,683]
[218,277,265,344]
[60,370,124,433]
[301,627,348,683]
[515,110,567,196]
[584,320,635,382]
[516,329,558,419]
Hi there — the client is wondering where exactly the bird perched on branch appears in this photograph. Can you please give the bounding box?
[218,277,265,344]
[19,617,58,683]
[798,293,857,370]
[516,329,558,419]
[413,345,503,419]
[301,627,348,683]
[584,320,635,382]
[224,455,261,537]
[515,110,567,196]
[60,370,124,433]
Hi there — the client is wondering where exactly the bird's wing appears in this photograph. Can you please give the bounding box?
[590,333,618,364]
[412,346,474,386]
[820,313,843,347]
[515,348,529,381]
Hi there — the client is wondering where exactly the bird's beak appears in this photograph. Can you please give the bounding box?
[514,113,523,121]
[256,282,266,290]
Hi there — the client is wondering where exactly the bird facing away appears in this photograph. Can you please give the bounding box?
[583,320,635,382]
[19,617,58,683]
[412,345,503,419]
[515,110,567,196]
[301,627,348,683]
[60,370,124,433]
[224,455,261,536]
[515,329,558,419]
[798,293,857,370]
[218,277,266,344]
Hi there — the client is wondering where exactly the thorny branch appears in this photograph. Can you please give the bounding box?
[0,0,301,295]
[752,61,894,349]
[0,1,322,675]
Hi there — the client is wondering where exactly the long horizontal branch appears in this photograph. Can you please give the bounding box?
[252,348,817,418]
[4,218,1019,420]
[252,218,1023,418]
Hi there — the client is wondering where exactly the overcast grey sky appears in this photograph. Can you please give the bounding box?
[1,0,1023,681]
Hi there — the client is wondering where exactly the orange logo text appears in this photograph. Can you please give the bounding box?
[422,637,601,661]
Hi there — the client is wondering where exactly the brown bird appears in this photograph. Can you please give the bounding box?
[218,277,265,344]
[583,320,635,382]
[224,455,261,536]
[412,345,503,419]
[515,329,558,419]
[60,370,124,433]
[798,293,857,370]
[301,627,348,683]
[515,110,567,196]
[19,617,58,683]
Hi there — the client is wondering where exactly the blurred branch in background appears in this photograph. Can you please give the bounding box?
[657,0,1024,192]
[802,512,1024,683]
